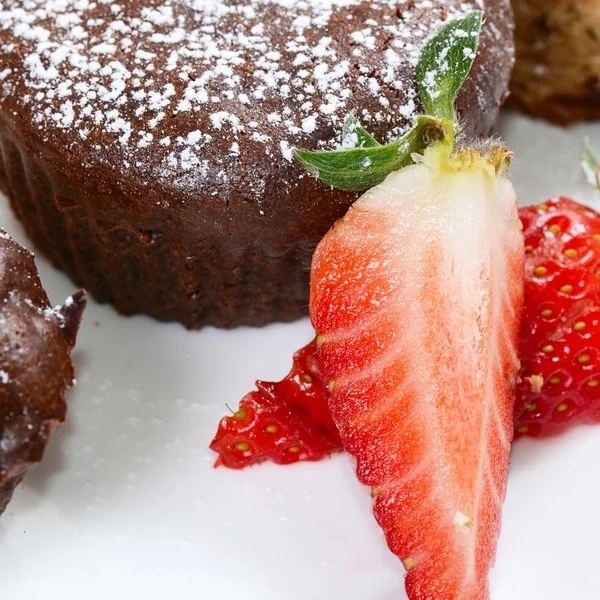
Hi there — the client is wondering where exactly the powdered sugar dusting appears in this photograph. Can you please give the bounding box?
[0,0,507,197]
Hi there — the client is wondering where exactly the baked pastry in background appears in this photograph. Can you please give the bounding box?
[0,230,85,515]
[0,0,514,329]
[510,0,600,124]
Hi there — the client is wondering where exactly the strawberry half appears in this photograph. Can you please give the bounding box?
[213,12,524,599]
[210,341,341,468]
[310,143,524,599]
[298,12,525,598]
[516,197,600,437]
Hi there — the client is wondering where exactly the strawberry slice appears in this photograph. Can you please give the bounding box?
[214,12,524,599]
[310,145,524,599]
[210,341,341,468]
[516,197,600,437]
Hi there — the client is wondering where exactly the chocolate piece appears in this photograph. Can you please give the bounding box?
[0,230,86,515]
[0,0,514,328]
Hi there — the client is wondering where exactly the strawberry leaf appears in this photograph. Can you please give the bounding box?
[582,138,600,190]
[295,116,446,191]
[294,10,482,191]
[341,114,381,149]
[415,10,483,126]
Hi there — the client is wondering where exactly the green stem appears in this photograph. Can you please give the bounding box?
[295,116,451,192]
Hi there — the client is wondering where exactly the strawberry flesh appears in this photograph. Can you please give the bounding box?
[210,341,341,468]
[516,197,600,437]
[310,147,524,599]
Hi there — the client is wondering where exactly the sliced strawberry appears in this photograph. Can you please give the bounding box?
[210,341,341,468]
[516,197,600,437]
[310,146,524,599]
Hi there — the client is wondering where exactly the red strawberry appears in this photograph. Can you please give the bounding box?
[310,145,524,599]
[516,197,600,437]
[210,341,341,468]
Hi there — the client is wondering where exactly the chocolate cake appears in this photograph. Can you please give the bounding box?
[0,0,514,329]
[510,0,600,124]
[0,229,85,515]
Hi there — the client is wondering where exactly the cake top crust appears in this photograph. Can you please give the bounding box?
[0,0,511,205]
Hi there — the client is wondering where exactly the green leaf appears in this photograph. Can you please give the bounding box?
[294,116,446,191]
[293,10,483,192]
[416,10,483,125]
[341,114,381,149]
[582,138,600,190]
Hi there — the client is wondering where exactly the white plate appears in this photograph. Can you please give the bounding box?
[1,112,600,599]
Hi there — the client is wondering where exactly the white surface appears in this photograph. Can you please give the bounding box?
[1,112,600,599]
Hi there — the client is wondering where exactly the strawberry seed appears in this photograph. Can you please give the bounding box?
[529,375,544,392]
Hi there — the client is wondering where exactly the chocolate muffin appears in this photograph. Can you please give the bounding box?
[0,0,514,329]
[509,0,600,124]
[0,229,85,515]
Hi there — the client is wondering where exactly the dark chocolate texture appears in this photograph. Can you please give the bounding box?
[0,230,85,515]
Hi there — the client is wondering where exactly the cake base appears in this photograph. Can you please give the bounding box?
[0,134,313,328]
